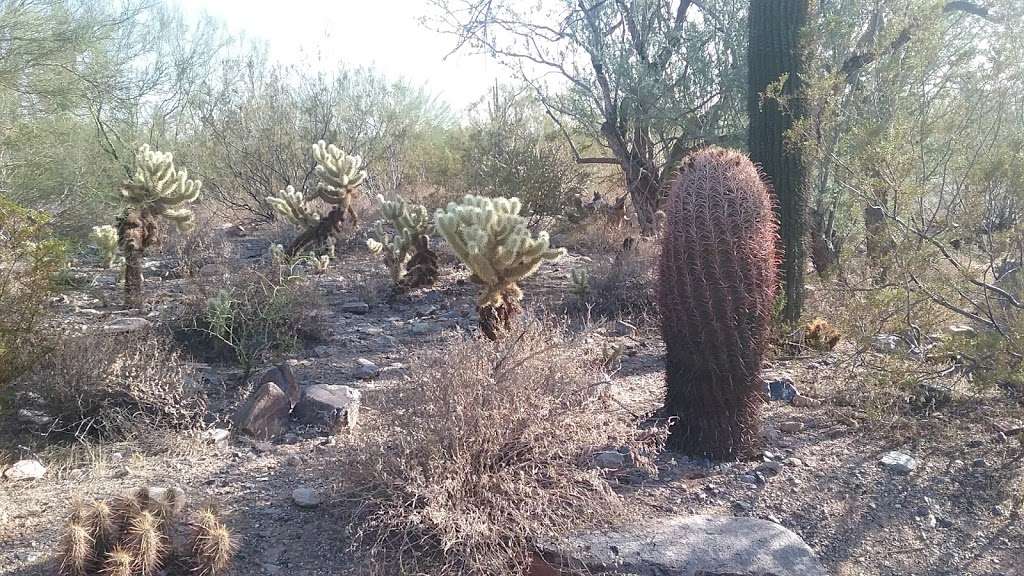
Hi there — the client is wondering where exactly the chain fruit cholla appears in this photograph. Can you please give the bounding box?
[435,194,564,339]
[658,146,778,461]
[116,144,201,308]
[367,194,438,288]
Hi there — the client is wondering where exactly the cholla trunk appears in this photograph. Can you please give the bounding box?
[117,210,157,310]
[286,206,346,257]
[124,247,144,309]
[478,296,520,341]
[401,235,439,289]
[658,148,778,461]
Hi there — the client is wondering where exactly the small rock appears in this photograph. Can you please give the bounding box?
[872,334,905,354]
[972,458,988,468]
[410,321,431,335]
[285,455,302,467]
[293,385,361,432]
[17,409,53,427]
[739,474,758,485]
[204,428,230,446]
[764,376,799,402]
[234,382,291,440]
[593,451,626,469]
[341,301,370,315]
[783,457,803,467]
[4,459,46,481]
[992,505,1008,517]
[112,466,132,479]
[936,516,954,529]
[757,461,783,476]
[947,325,977,338]
[779,421,804,433]
[880,450,917,474]
[102,317,152,333]
[355,358,381,380]
[291,487,322,508]
[791,395,822,408]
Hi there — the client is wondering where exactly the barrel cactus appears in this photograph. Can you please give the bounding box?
[658,147,778,460]
[116,144,201,308]
[435,194,564,339]
[366,194,438,288]
[266,141,366,257]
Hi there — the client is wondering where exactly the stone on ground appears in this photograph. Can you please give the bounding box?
[880,450,917,474]
[291,487,322,508]
[235,381,291,440]
[293,384,361,432]
[259,364,301,406]
[537,515,826,576]
[4,460,47,481]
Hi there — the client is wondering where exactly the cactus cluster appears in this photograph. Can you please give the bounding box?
[658,146,778,460]
[366,194,438,288]
[115,144,202,308]
[56,486,236,576]
[90,225,120,269]
[266,141,366,257]
[435,194,565,339]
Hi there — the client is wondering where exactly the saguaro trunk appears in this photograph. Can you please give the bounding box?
[748,0,810,323]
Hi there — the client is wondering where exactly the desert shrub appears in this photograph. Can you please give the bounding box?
[12,330,206,441]
[179,267,324,373]
[0,198,67,392]
[566,239,658,322]
[343,319,666,576]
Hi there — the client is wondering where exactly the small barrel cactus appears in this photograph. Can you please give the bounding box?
[435,194,565,339]
[367,194,438,288]
[658,146,778,460]
[116,144,201,309]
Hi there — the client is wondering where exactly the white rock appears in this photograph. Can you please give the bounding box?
[880,450,917,474]
[4,459,46,481]
[355,358,380,380]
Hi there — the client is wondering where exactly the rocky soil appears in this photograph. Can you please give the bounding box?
[1,230,1022,576]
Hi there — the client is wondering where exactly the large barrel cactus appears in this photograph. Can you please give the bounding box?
[658,147,778,460]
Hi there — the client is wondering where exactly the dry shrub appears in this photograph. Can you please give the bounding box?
[343,319,665,576]
[13,330,206,441]
[566,239,659,322]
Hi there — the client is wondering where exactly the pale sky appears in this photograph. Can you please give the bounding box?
[173,0,503,111]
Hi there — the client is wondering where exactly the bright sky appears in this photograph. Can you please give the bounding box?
[173,0,502,111]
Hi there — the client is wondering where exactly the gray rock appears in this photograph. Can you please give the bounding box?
[764,375,799,402]
[235,382,291,440]
[102,317,152,333]
[204,428,231,447]
[4,459,47,481]
[880,450,917,474]
[355,358,381,379]
[17,409,53,427]
[258,364,301,406]
[539,515,826,576]
[410,321,432,335]
[291,487,322,508]
[293,384,361,432]
[341,301,370,315]
[593,451,626,469]
[779,421,804,433]
[790,395,822,408]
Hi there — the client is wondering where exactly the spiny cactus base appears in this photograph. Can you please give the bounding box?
[658,147,778,461]
[56,487,237,576]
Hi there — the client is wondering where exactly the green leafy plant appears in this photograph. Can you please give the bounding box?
[435,194,564,339]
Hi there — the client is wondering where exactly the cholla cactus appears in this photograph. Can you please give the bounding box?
[90,225,120,268]
[115,144,202,308]
[367,194,437,287]
[55,487,237,576]
[267,185,320,228]
[267,141,367,257]
[435,194,565,339]
[569,267,590,297]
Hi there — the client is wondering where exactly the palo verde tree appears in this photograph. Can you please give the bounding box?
[747,0,810,323]
[429,0,747,234]
[116,144,201,309]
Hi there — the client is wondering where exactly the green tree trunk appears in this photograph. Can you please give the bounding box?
[747,0,810,323]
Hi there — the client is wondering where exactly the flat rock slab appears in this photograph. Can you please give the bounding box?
[538,515,827,576]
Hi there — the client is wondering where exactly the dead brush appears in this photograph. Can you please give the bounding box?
[11,329,206,442]
[565,237,659,322]
[55,486,238,576]
[341,318,667,576]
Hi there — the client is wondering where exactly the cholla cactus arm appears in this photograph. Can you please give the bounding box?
[120,144,202,231]
[91,225,120,268]
[311,140,366,204]
[266,185,320,228]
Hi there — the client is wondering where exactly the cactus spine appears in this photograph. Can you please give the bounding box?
[658,147,778,460]
[56,487,237,576]
[267,141,366,257]
[367,194,438,288]
[435,194,565,339]
[115,144,201,309]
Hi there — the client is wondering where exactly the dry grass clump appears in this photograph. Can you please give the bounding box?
[56,487,237,576]
[343,319,666,576]
[13,330,206,441]
[566,238,659,322]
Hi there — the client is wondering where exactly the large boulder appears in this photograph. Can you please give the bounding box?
[293,385,361,432]
[234,382,291,440]
[535,515,827,576]
[259,364,301,406]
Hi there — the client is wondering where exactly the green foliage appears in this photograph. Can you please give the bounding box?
[120,144,202,229]
[435,194,565,307]
[0,198,66,390]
